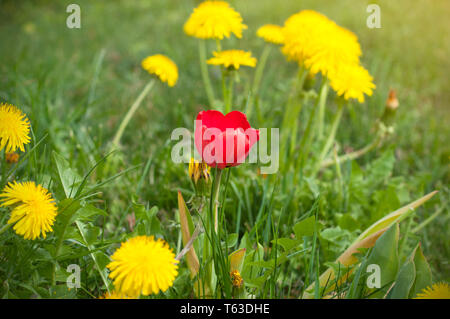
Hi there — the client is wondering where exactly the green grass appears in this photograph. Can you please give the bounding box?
[0,0,448,298]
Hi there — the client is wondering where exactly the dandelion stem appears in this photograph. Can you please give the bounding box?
[111,79,155,148]
[312,101,344,176]
[199,40,216,106]
[320,132,383,169]
[247,45,272,118]
[280,67,307,172]
[225,75,234,114]
[294,80,328,181]
[0,223,13,237]
[1,150,5,184]
[317,87,328,140]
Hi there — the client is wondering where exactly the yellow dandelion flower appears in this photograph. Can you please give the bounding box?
[0,103,31,153]
[141,54,178,87]
[99,291,136,299]
[328,63,376,103]
[207,50,257,70]
[107,236,179,297]
[282,10,333,63]
[303,25,362,76]
[0,181,58,240]
[415,282,450,299]
[184,1,247,40]
[282,10,362,77]
[256,24,284,45]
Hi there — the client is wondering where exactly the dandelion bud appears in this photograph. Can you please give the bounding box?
[381,89,399,126]
[5,152,19,164]
[386,89,399,110]
[188,158,211,195]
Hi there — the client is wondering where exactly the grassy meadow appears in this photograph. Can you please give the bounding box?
[0,0,448,299]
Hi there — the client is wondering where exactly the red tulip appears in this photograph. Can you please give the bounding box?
[194,110,259,169]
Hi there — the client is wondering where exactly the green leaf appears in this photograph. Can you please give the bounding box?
[77,204,108,221]
[409,244,432,298]
[271,237,302,251]
[177,191,199,279]
[225,233,238,248]
[53,152,82,198]
[388,251,416,299]
[293,216,316,238]
[53,198,82,250]
[320,226,347,242]
[365,223,399,298]
[367,149,395,185]
[338,214,359,232]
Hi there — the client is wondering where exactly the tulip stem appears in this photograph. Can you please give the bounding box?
[211,168,224,232]
[199,40,216,107]
[111,79,155,149]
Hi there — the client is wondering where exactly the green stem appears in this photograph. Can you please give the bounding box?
[312,101,344,176]
[247,45,272,118]
[211,169,224,232]
[316,80,329,141]
[111,79,155,148]
[202,168,224,297]
[0,223,13,236]
[75,221,111,293]
[52,200,80,286]
[281,67,306,130]
[221,70,227,113]
[199,40,215,106]
[280,67,307,172]
[1,150,5,184]
[225,75,234,114]
[320,133,383,169]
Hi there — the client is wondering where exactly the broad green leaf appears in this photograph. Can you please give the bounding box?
[53,198,82,254]
[320,226,349,242]
[356,191,437,242]
[367,149,395,185]
[338,214,359,232]
[293,216,315,238]
[77,204,108,221]
[271,237,302,251]
[242,243,264,281]
[225,233,238,248]
[53,152,82,198]
[365,223,399,298]
[177,191,199,279]
[409,244,432,298]
[388,252,416,299]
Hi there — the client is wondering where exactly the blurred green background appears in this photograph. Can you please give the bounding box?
[0,0,448,285]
